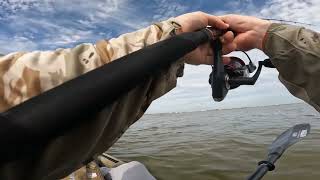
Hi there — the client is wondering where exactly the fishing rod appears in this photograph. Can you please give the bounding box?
[0,28,219,163]
[206,28,312,179]
[248,123,311,180]
[261,18,314,26]
[0,26,277,163]
[0,25,313,180]
[207,17,315,101]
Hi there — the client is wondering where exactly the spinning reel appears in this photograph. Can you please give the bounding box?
[208,33,275,102]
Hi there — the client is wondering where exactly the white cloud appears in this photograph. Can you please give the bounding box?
[0,15,98,53]
[214,0,259,16]
[148,0,319,113]
[0,0,131,53]
[0,35,38,53]
[259,0,320,30]
[147,50,302,113]
[0,0,40,12]
[0,0,190,54]
[151,0,189,21]
[0,0,317,113]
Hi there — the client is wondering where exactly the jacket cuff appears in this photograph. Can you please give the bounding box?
[153,18,182,40]
[153,18,185,76]
[262,23,283,53]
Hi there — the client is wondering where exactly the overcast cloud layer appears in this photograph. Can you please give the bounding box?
[0,0,319,113]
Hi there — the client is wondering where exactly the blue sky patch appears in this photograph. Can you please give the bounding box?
[0,0,318,113]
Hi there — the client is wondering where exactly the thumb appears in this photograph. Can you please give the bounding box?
[203,56,232,65]
[233,34,254,51]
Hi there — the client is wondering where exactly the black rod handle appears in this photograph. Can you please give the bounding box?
[0,29,213,163]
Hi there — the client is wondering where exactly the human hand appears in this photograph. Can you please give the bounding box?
[219,14,272,51]
[174,12,237,65]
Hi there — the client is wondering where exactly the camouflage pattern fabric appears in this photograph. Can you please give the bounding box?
[264,23,320,112]
[0,19,181,112]
[0,18,183,180]
[1,19,320,179]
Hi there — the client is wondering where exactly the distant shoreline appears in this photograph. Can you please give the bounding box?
[145,102,306,115]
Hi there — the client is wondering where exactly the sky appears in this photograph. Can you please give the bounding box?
[0,0,319,113]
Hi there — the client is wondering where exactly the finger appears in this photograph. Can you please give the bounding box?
[218,15,247,33]
[196,43,214,56]
[207,40,236,56]
[202,56,232,65]
[202,43,213,56]
[202,56,213,65]
[218,15,227,21]
[206,14,229,29]
[218,15,232,24]
[221,31,234,44]
[233,34,252,51]
[222,42,237,54]
[223,56,232,64]
[207,47,213,56]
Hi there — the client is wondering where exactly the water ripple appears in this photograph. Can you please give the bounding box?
[108,103,320,180]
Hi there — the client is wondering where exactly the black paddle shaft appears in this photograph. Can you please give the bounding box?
[247,124,311,180]
[0,29,214,163]
[247,154,278,180]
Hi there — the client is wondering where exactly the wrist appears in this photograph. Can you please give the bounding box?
[174,12,208,34]
[173,16,188,34]
[256,20,272,50]
[154,18,183,38]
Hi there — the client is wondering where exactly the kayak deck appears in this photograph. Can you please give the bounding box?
[61,153,125,179]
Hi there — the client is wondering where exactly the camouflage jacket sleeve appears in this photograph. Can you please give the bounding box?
[0,19,184,180]
[264,23,320,112]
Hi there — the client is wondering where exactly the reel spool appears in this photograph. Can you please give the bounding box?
[208,39,275,102]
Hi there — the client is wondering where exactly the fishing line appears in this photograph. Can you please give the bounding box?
[261,18,315,26]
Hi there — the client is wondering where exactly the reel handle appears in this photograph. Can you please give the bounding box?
[210,39,229,102]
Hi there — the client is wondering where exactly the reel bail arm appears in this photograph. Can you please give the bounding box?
[208,32,276,102]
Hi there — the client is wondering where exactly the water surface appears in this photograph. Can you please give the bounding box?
[108,103,320,180]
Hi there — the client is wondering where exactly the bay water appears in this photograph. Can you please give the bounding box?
[108,103,320,180]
